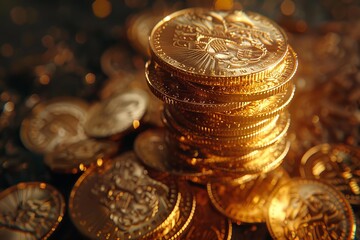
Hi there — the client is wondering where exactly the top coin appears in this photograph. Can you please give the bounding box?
[150,8,288,84]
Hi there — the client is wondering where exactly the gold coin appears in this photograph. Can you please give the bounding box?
[20,97,89,154]
[207,167,289,223]
[266,178,356,240]
[184,185,232,240]
[208,83,295,123]
[100,45,134,77]
[164,105,278,137]
[134,128,214,178]
[299,143,360,205]
[84,88,148,138]
[150,8,288,85]
[44,138,119,174]
[211,138,290,175]
[181,46,297,102]
[161,182,197,240]
[0,182,65,240]
[127,9,169,57]
[69,152,181,240]
[145,61,249,113]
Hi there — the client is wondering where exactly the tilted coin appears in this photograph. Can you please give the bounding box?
[44,138,119,174]
[149,8,288,85]
[134,128,214,179]
[145,61,249,113]
[84,88,148,138]
[0,182,65,240]
[207,167,290,223]
[20,97,89,154]
[299,143,360,205]
[184,185,232,240]
[266,178,356,240]
[69,152,181,240]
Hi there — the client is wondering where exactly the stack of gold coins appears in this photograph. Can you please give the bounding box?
[145,8,297,182]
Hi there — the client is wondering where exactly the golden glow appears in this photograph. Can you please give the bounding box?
[79,163,86,171]
[214,0,234,10]
[96,158,104,167]
[132,119,140,129]
[85,73,96,84]
[3,102,14,112]
[92,0,112,19]
[280,0,295,16]
[39,183,47,189]
[39,74,50,85]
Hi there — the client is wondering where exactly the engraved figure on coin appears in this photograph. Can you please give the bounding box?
[0,198,55,239]
[283,190,344,239]
[173,11,274,72]
[91,157,170,231]
[313,149,360,196]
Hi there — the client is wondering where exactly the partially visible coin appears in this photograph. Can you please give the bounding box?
[44,138,119,174]
[0,182,65,240]
[208,167,289,223]
[20,97,89,154]
[100,45,134,77]
[300,143,360,205]
[134,128,214,179]
[69,152,181,240]
[84,88,148,138]
[266,178,356,240]
[184,185,232,240]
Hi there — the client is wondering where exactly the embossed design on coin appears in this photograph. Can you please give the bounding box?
[150,9,287,81]
[84,89,148,138]
[267,178,356,240]
[69,152,180,240]
[0,182,65,240]
[91,156,169,230]
[20,97,89,154]
[44,138,118,173]
[300,143,360,205]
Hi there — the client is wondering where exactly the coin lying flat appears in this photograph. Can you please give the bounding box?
[69,152,181,240]
[44,138,119,173]
[208,167,289,223]
[266,178,356,240]
[84,88,148,138]
[184,186,232,240]
[299,143,360,205]
[0,182,65,240]
[20,97,89,154]
[150,8,288,85]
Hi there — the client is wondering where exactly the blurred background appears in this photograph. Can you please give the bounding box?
[0,0,359,239]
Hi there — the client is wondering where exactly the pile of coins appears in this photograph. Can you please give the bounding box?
[1,3,359,239]
[145,8,297,182]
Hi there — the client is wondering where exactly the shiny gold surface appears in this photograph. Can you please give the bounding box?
[266,178,356,239]
[69,152,181,240]
[185,185,232,240]
[0,182,65,240]
[150,8,288,85]
[208,167,289,223]
[300,143,360,205]
[84,88,148,138]
[44,138,119,173]
[20,97,89,154]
